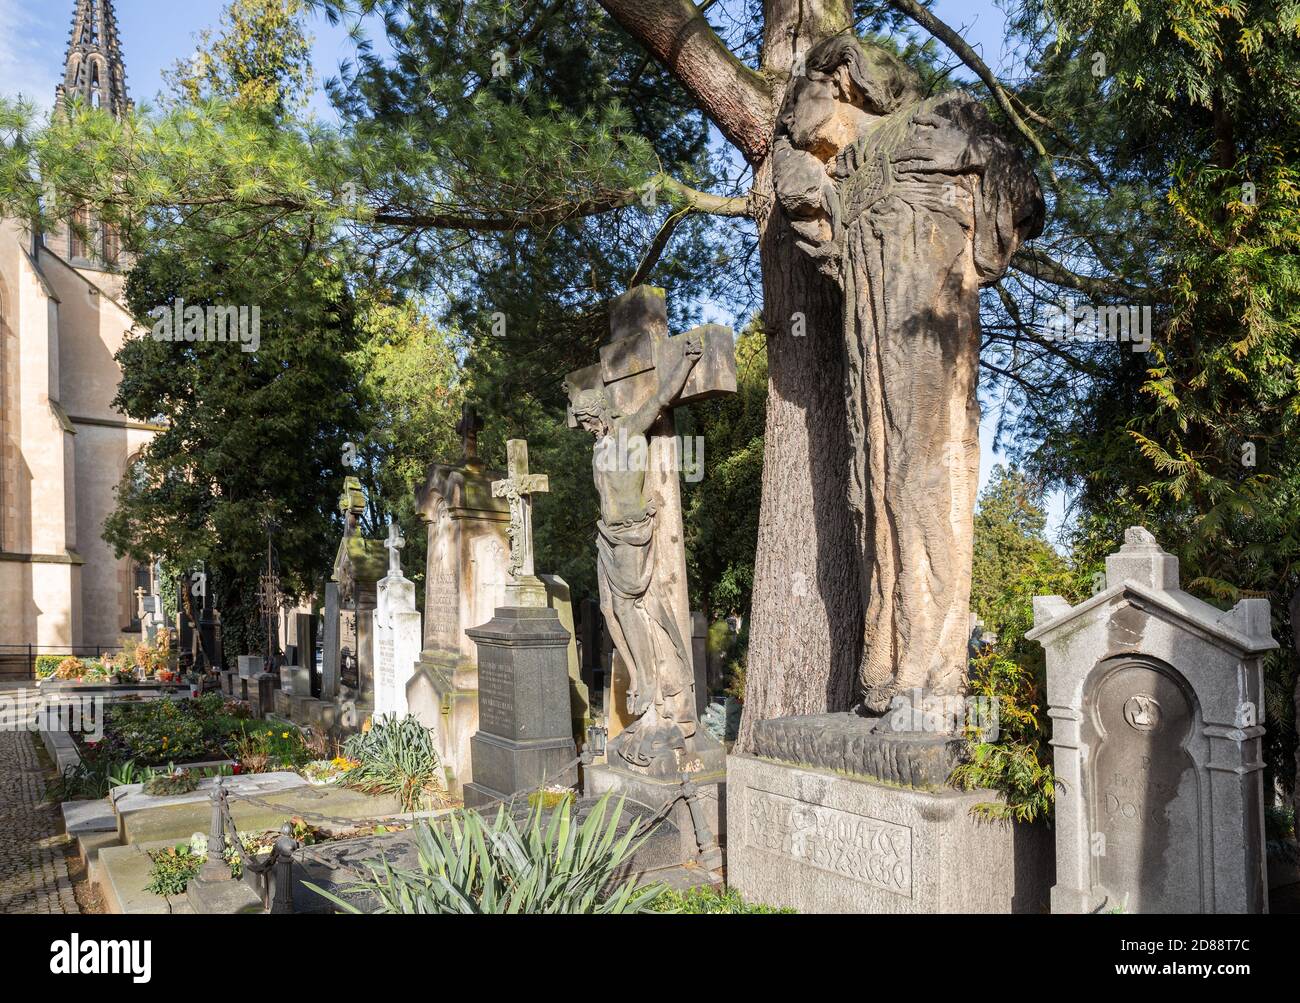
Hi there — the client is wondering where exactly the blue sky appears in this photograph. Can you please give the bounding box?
[1,0,1069,537]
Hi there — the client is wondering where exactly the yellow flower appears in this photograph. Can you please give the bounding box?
[280,732,289,740]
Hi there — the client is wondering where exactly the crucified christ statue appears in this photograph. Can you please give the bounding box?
[571,334,704,769]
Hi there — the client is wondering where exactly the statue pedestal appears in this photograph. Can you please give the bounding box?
[462,606,578,808]
[726,751,1051,913]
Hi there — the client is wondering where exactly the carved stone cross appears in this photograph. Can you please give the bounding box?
[492,439,549,606]
[384,516,406,578]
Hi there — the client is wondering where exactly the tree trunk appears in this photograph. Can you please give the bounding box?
[598,0,863,749]
[1291,587,1300,827]
[734,0,860,751]
[736,165,862,750]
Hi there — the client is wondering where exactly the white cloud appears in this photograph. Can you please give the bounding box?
[0,0,60,111]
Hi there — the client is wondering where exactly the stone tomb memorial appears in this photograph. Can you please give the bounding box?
[1028,527,1275,914]
[371,518,423,720]
[405,406,513,795]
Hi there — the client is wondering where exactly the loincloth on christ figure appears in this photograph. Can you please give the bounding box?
[595,503,697,765]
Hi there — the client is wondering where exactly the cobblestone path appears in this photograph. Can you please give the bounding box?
[0,705,79,914]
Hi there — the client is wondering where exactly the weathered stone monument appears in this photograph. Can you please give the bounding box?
[726,33,1051,914]
[773,35,1043,711]
[565,285,736,865]
[1028,527,1275,914]
[464,440,578,807]
[372,517,422,720]
[405,405,512,794]
[539,573,592,748]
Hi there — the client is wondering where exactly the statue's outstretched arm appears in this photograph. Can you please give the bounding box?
[626,336,703,436]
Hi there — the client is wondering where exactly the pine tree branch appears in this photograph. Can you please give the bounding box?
[596,0,774,163]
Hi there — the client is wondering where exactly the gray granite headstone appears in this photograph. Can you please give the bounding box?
[321,582,341,701]
[1028,526,1276,914]
[463,606,578,807]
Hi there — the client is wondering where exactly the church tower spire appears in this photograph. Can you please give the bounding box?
[55,0,132,117]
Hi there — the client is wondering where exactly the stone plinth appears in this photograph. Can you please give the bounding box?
[1028,526,1276,914]
[586,762,724,869]
[281,665,311,698]
[237,655,261,680]
[463,606,578,807]
[726,753,1051,914]
[750,711,964,790]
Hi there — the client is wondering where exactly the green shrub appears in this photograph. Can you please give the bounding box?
[35,655,64,679]
[948,649,1056,823]
[309,794,661,914]
[341,715,444,812]
[650,884,792,914]
[46,757,145,802]
[145,846,202,897]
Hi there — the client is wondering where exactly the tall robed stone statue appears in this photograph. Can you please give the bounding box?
[773,35,1044,715]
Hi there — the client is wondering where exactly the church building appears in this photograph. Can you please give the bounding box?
[0,0,157,667]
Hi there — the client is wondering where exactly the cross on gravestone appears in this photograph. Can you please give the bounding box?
[134,586,146,621]
[492,439,549,607]
[456,404,485,463]
[384,516,406,578]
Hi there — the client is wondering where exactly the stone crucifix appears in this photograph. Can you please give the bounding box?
[564,285,737,775]
[492,439,549,607]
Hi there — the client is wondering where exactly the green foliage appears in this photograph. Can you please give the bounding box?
[950,649,1056,823]
[685,322,767,618]
[311,794,661,914]
[47,758,146,803]
[145,846,203,898]
[341,715,445,812]
[953,468,1088,822]
[34,656,65,679]
[142,769,202,797]
[649,884,791,914]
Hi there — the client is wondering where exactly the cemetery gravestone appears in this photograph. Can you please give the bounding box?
[372,518,423,720]
[406,406,512,795]
[464,441,578,806]
[1028,527,1275,914]
[540,573,591,747]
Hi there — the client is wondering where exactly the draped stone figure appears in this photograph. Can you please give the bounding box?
[571,336,704,768]
[773,35,1045,716]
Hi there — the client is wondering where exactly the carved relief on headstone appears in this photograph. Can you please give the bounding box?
[1029,527,1276,914]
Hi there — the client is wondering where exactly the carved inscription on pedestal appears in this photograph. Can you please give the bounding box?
[744,787,913,897]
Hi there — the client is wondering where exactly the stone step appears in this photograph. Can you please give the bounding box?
[97,841,195,915]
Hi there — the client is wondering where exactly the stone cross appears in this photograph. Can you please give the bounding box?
[456,404,484,463]
[134,586,146,621]
[384,516,406,578]
[492,439,548,605]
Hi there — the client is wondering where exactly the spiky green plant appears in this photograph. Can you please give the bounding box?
[308,794,662,914]
[340,715,445,812]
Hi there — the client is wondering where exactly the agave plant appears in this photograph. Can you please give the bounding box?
[309,794,662,914]
[339,715,444,812]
